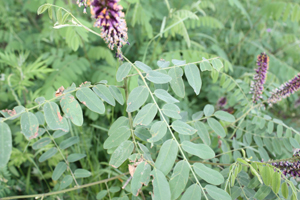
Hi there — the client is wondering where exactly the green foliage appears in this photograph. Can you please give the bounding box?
[1,0,300,199]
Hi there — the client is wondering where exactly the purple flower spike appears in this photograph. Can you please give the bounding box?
[250,53,269,103]
[77,0,129,59]
[91,0,128,59]
[271,160,300,178]
[267,74,300,105]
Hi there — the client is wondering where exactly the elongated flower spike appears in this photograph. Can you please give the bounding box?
[267,73,300,105]
[77,0,129,59]
[250,53,269,103]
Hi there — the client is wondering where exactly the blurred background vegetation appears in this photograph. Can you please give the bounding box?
[1,0,300,199]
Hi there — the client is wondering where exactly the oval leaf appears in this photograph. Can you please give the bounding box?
[52,162,67,181]
[146,71,172,84]
[104,126,131,149]
[169,160,190,200]
[60,94,83,126]
[148,121,167,143]
[155,139,178,175]
[0,122,12,168]
[93,85,115,106]
[154,89,179,104]
[194,163,224,185]
[74,169,91,178]
[181,184,201,200]
[67,153,86,162]
[59,136,79,150]
[194,121,211,145]
[162,104,181,119]
[32,138,51,150]
[214,110,235,122]
[131,161,151,196]
[133,103,157,126]
[21,112,39,140]
[150,168,171,200]
[207,118,226,137]
[43,102,69,132]
[184,64,201,95]
[39,147,58,162]
[60,175,73,189]
[108,116,129,136]
[182,141,215,159]
[76,87,105,114]
[168,68,185,98]
[135,61,152,72]
[109,140,134,168]
[127,86,149,112]
[205,185,231,200]
[116,62,131,82]
[108,86,124,105]
[204,104,214,117]
[172,120,197,135]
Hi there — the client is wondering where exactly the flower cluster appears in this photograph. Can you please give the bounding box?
[250,53,269,103]
[267,74,300,105]
[271,160,300,178]
[77,0,129,59]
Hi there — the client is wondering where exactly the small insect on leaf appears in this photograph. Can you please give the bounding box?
[55,86,65,97]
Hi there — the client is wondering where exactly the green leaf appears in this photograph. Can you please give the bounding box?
[109,140,134,168]
[204,104,214,116]
[0,105,25,120]
[172,120,197,135]
[0,122,12,168]
[93,85,115,106]
[194,121,211,145]
[169,160,190,200]
[60,94,83,126]
[184,64,202,95]
[53,130,69,138]
[52,162,67,181]
[59,136,79,150]
[35,97,45,105]
[281,182,289,199]
[37,4,49,14]
[259,165,271,186]
[172,59,186,66]
[267,121,274,134]
[67,153,86,162]
[21,112,39,140]
[76,87,105,114]
[162,104,181,119]
[146,71,172,84]
[214,111,235,122]
[194,163,224,185]
[258,147,269,161]
[60,175,73,189]
[181,184,201,200]
[211,59,223,71]
[108,116,129,136]
[74,169,91,178]
[116,62,131,82]
[35,111,45,125]
[57,8,62,24]
[133,103,157,126]
[182,141,215,159]
[131,161,151,196]
[277,124,283,137]
[135,61,152,72]
[61,13,70,24]
[32,138,51,150]
[200,60,212,71]
[271,171,281,194]
[154,89,179,103]
[207,118,226,137]
[155,139,178,175]
[272,139,282,155]
[205,185,231,200]
[39,147,58,162]
[157,60,170,68]
[108,86,124,105]
[48,6,53,19]
[43,102,69,132]
[150,168,171,200]
[289,138,300,148]
[254,185,271,200]
[104,126,131,149]
[96,190,108,199]
[168,68,185,98]
[148,121,167,143]
[127,86,149,112]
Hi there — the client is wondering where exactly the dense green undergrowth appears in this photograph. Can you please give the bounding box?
[1,0,300,199]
